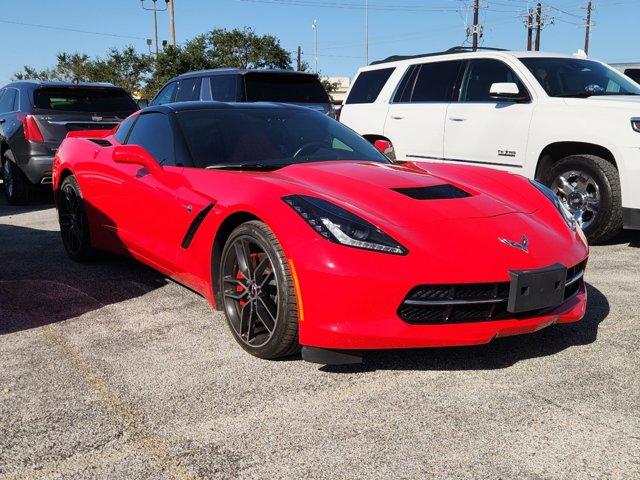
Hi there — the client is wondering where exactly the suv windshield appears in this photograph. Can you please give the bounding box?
[520,57,640,98]
[244,73,330,103]
[176,108,388,169]
[33,87,138,113]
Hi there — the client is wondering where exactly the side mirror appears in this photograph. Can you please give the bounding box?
[136,98,149,109]
[489,82,528,102]
[374,139,393,156]
[112,145,162,174]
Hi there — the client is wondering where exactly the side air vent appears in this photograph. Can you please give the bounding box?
[89,139,112,147]
[392,184,471,200]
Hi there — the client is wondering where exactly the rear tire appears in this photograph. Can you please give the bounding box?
[540,154,622,244]
[219,221,300,359]
[58,175,96,262]
[2,150,34,205]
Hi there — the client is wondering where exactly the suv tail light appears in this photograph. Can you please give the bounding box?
[19,114,45,142]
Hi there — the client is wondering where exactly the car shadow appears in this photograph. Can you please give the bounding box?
[0,196,168,334]
[598,229,640,248]
[0,182,54,217]
[320,282,608,373]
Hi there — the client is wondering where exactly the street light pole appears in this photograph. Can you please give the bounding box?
[140,0,168,57]
[364,0,368,65]
[168,0,176,46]
[312,20,318,73]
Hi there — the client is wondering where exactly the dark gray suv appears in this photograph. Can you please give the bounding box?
[150,69,334,117]
[0,81,138,204]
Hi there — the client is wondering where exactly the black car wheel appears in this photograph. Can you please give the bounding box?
[219,221,300,359]
[2,150,33,205]
[58,175,96,262]
[541,154,623,244]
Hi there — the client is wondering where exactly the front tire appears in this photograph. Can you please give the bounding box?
[541,154,623,244]
[2,150,34,205]
[58,175,96,262]
[219,221,300,359]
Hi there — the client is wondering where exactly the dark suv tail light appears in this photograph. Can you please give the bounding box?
[19,114,45,142]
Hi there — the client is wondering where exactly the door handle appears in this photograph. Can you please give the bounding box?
[390,115,404,120]
[448,117,467,122]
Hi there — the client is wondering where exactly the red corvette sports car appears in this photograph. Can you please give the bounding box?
[52,102,588,364]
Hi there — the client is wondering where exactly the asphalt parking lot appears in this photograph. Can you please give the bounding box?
[1,189,639,480]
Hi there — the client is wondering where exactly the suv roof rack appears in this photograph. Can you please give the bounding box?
[369,46,508,66]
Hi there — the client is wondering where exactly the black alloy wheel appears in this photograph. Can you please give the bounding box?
[219,221,299,359]
[58,175,95,262]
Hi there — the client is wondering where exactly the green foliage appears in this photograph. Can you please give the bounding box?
[14,27,295,99]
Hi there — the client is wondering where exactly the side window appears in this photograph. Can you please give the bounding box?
[210,75,238,102]
[624,69,640,84]
[151,81,177,106]
[126,113,175,166]
[393,65,419,103]
[461,59,527,102]
[345,67,395,104]
[175,77,200,102]
[0,89,17,113]
[113,113,139,143]
[410,61,464,102]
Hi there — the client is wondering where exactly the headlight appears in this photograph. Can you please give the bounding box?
[283,194,408,255]
[529,179,576,230]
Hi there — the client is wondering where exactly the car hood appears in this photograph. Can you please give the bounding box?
[265,160,539,228]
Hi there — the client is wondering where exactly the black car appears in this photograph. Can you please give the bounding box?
[149,69,334,117]
[0,81,138,204]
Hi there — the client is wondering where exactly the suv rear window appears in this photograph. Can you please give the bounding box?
[34,88,138,114]
[244,73,329,104]
[346,68,395,104]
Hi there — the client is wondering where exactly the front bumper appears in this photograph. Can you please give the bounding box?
[284,214,589,351]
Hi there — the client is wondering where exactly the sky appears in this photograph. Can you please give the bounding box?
[2,0,639,86]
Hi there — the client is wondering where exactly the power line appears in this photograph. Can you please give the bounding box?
[0,19,145,40]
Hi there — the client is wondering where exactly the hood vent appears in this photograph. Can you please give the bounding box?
[89,138,112,147]
[392,184,471,200]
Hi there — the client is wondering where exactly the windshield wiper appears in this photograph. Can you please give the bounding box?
[205,163,289,171]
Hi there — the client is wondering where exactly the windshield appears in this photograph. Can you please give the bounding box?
[244,73,330,103]
[34,87,138,114]
[176,108,389,169]
[519,57,640,97]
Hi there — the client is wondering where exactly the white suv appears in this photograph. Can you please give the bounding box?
[340,47,640,243]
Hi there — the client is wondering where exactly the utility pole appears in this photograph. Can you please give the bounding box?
[472,0,480,51]
[168,0,176,46]
[364,0,369,65]
[584,1,593,55]
[140,0,169,57]
[534,2,542,51]
[526,9,534,51]
[312,20,318,73]
[297,46,302,71]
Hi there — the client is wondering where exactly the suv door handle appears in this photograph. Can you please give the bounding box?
[448,117,467,122]
[390,115,404,120]
[0,119,6,124]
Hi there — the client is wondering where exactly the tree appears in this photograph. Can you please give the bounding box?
[143,27,292,97]
[14,47,152,95]
[13,27,301,99]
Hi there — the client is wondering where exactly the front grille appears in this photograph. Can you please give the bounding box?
[398,261,586,324]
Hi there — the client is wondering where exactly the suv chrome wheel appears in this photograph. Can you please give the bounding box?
[551,170,600,231]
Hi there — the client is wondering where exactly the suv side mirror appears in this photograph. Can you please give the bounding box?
[136,98,149,109]
[489,82,528,102]
[112,145,162,174]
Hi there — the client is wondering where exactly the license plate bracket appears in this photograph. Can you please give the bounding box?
[508,264,567,313]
